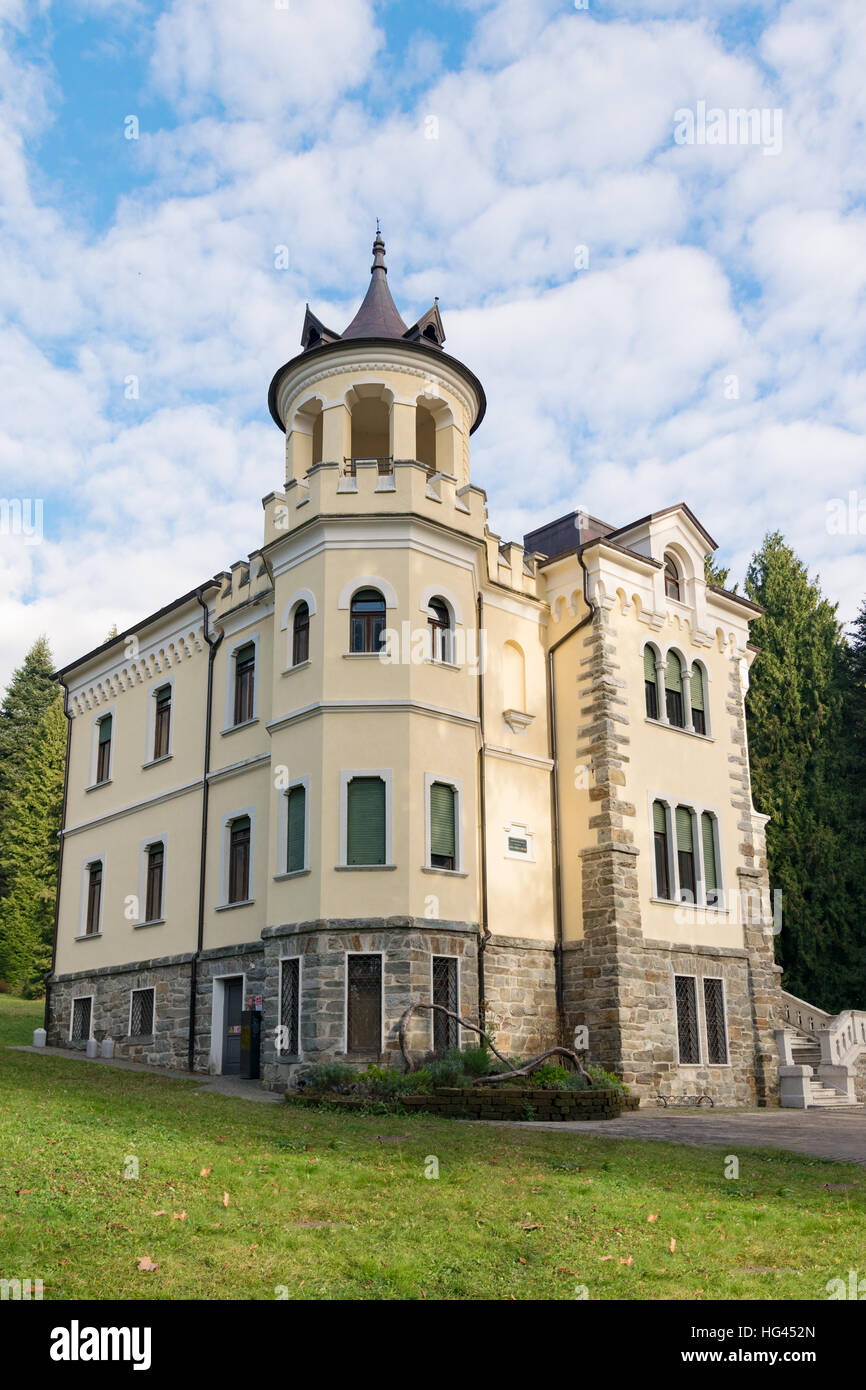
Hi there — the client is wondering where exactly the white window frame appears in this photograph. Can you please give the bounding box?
[424,773,464,872]
[277,776,310,876]
[78,853,106,937]
[280,589,317,672]
[128,985,156,1038]
[278,954,303,1059]
[145,677,175,764]
[224,630,261,730]
[343,949,384,1054]
[137,834,167,925]
[673,971,701,1066]
[339,770,393,868]
[89,705,116,786]
[69,993,95,1042]
[648,792,726,910]
[430,953,460,1050]
[687,659,711,737]
[218,806,256,907]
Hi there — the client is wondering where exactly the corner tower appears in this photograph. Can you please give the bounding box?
[267,231,486,490]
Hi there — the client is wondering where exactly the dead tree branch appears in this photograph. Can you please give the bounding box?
[396,1002,516,1073]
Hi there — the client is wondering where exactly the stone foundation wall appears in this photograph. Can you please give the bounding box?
[854,1055,866,1104]
[481,935,559,1058]
[47,952,193,1068]
[260,918,480,1089]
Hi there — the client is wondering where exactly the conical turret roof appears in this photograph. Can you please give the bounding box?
[341,231,409,340]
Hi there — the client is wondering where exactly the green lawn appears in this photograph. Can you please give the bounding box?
[0,997,863,1300]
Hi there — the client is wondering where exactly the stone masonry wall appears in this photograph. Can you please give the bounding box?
[481,935,559,1058]
[47,951,193,1068]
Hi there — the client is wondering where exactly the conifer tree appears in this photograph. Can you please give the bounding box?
[0,637,59,900]
[744,533,855,1009]
[0,696,66,993]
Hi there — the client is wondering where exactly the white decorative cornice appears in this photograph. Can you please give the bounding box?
[276,347,476,434]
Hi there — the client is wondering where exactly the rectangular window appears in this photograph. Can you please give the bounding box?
[703,978,728,1064]
[346,777,386,866]
[96,715,112,783]
[701,812,720,906]
[233,644,255,725]
[346,954,382,1054]
[644,647,658,719]
[676,806,696,903]
[429,781,456,870]
[130,986,155,1037]
[154,686,171,759]
[286,785,306,874]
[144,844,164,922]
[665,653,684,727]
[432,956,458,1053]
[279,958,300,1056]
[86,861,102,935]
[674,975,700,1064]
[690,667,706,735]
[71,997,92,1042]
[652,801,671,900]
[228,817,251,903]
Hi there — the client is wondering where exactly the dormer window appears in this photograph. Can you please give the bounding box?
[664,555,681,602]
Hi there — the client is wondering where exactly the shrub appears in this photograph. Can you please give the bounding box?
[426,1057,464,1088]
[528,1063,572,1089]
[305,1062,357,1091]
[452,1044,491,1078]
[357,1065,433,1098]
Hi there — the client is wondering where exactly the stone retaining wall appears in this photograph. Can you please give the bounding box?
[285,1086,639,1122]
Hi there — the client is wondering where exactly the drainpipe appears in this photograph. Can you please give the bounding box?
[547,544,595,1044]
[44,680,73,1036]
[188,589,223,1072]
[476,592,490,1030]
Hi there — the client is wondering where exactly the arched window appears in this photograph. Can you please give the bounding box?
[664,555,681,601]
[292,602,310,666]
[664,651,685,727]
[690,663,707,735]
[416,402,437,471]
[428,598,453,664]
[350,588,386,654]
[644,645,659,719]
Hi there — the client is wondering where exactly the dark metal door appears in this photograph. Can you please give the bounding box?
[223,979,243,1074]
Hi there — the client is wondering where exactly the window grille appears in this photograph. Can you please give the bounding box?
[674,976,700,1064]
[347,954,381,1053]
[432,957,458,1052]
[130,987,154,1036]
[703,978,728,1064]
[71,997,92,1042]
[280,958,300,1055]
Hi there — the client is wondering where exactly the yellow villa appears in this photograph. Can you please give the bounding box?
[46,233,787,1104]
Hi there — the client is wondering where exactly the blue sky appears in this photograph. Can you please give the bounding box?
[0,0,864,684]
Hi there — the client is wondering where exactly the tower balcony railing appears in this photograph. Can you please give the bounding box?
[343,455,393,476]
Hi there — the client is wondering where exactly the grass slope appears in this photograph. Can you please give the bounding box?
[0,999,862,1301]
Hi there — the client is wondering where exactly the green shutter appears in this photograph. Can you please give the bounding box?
[99,716,112,744]
[665,652,682,692]
[286,785,306,873]
[430,782,455,859]
[675,806,694,852]
[690,665,705,711]
[347,777,386,865]
[235,642,254,664]
[644,646,657,683]
[653,800,667,835]
[701,812,717,893]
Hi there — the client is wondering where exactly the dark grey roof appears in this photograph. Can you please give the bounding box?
[341,233,409,340]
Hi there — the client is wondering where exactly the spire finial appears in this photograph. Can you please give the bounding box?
[371,224,387,275]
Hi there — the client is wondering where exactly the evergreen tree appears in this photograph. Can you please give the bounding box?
[0,696,66,994]
[0,637,58,900]
[744,533,856,1010]
[704,554,737,591]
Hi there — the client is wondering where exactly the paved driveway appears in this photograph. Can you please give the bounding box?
[488,1108,866,1166]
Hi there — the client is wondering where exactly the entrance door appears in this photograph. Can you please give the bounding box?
[223,978,243,1074]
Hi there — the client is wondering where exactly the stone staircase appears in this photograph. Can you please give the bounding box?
[776,994,866,1110]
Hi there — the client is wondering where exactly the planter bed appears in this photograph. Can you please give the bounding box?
[284,1086,639,1121]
